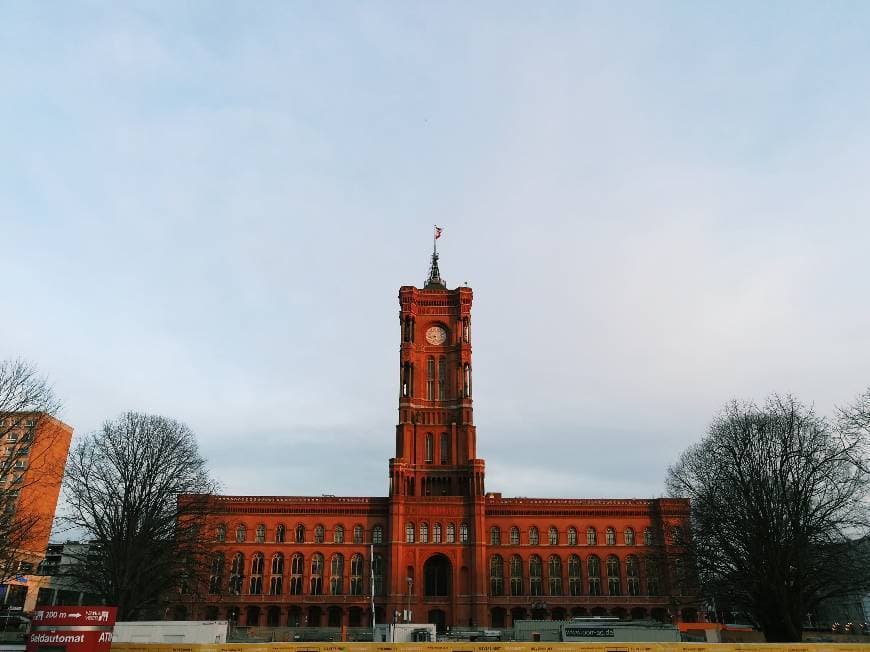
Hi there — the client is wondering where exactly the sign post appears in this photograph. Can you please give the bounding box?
[27,606,117,652]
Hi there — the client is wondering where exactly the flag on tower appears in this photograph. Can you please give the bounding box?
[434,225,443,239]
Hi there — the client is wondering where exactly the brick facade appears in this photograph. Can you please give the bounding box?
[192,257,697,630]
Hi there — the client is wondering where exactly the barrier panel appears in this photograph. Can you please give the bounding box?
[111,643,870,652]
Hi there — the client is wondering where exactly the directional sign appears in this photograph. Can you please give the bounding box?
[30,607,116,627]
[28,606,117,652]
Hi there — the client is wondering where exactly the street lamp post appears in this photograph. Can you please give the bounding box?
[406,577,413,623]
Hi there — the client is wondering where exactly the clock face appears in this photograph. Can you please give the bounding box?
[425,326,447,346]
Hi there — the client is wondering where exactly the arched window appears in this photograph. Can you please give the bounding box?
[372,525,383,544]
[235,524,246,543]
[624,527,635,546]
[587,527,597,546]
[254,524,265,543]
[314,524,325,544]
[459,522,469,543]
[510,555,523,596]
[606,555,621,595]
[406,523,415,543]
[440,432,449,463]
[229,553,244,595]
[310,553,324,595]
[529,555,543,596]
[548,527,559,545]
[433,522,442,543]
[645,557,660,595]
[270,554,283,595]
[463,364,472,397]
[372,554,385,595]
[401,362,413,397]
[334,524,344,544]
[588,555,601,596]
[626,555,640,596]
[350,554,364,595]
[490,555,504,596]
[567,527,577,546]
[330,553,344,595]
[420,522,429,543]
[606,527,616,546]
[529,526,539,546]
[510,526,520,545]
[447,523,456,543]
[289,554,304,595]
[275,524,285,544]
[208,553,224,594]
[425,433,434,463]
[643,527,653,546]
[426,357,436,400]
[215,524,226,542]
[548,555,562,595]
[462,318,470,343]
[491,526,501,546]
[353,524,363,544]
[295,524,305,543]
[438,357,446,400]
[568,554,581,596]
[250,553,264,595]
[403,316,413,343]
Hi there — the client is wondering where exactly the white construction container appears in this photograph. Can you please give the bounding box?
[372,623,436,642]
[112,621,228,644]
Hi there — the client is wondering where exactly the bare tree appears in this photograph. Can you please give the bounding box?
[62,412,218,620]
[0,358,63,583]
[667,394,870,642]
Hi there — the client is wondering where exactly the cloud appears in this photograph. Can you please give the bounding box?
[3,3,870,504]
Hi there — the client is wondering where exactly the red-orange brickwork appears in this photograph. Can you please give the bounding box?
[191,258,697,630]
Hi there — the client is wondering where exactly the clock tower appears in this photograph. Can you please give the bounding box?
[386,243,488,629]
[390,247,482,498]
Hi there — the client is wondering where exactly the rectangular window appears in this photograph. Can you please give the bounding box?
[440,433,449,464]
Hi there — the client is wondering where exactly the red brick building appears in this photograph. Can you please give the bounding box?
[194,250,697,630]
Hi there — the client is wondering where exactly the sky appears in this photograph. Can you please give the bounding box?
[2,2,870,503]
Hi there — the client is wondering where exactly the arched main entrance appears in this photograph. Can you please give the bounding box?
[423,554,451,597]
